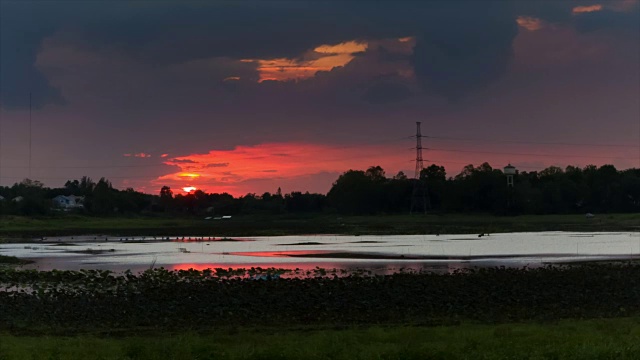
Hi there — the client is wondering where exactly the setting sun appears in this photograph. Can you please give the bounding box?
[182,186,197,193]
[179,173,200,179]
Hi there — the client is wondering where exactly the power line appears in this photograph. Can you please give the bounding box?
[428,147,637,160]
[0,137,411,171]
[2,163,175,169]
[2,131,638,189]
[426,135,637,148]
[0,146,412,178]
[28,92,32,178]
[425,159,570,171]
[0,174,170,180]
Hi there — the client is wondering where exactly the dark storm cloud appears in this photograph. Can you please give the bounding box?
[363,80,414,104]
[515,0,639,36]
[0,1,65,109]
[411,3,518,99]
[1,0,637,109]
[512,1,575,23]
[573,7,640,34]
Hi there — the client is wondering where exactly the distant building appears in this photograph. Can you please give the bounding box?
[0,195,5,201]
[12,196,24,203]
[503,164,517,187]
[52,195,85,209]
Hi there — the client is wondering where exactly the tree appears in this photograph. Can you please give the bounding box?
[79,176,96,196]
[365,166,386,182]
[393,171,408,180]
[10,179,48,215]
[328,170,373,214]
[64,180,80,194]
[160,186,173,199]
[420,164,446,182]
[87,178,116,215]
[421,165,446,210]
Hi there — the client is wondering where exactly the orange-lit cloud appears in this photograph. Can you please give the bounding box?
[242,40,369,82]
[156,142,410,195]
[611,0,639,11]
[610,0,640,11]
[512,20,610,68]
[147,139,639,197]
[516,16,544,31]
[123,152,151,158]
[572,4,603,13]
[573,1,638,13]
[314,40,367,54]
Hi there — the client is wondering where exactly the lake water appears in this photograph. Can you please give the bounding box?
[1,232,639,273]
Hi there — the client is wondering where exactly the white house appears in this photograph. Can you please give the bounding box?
[53,195,85,209]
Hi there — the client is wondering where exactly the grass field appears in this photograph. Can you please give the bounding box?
[1,318,639,359]
[0,254,31,265]
[1,212,639,240]
[3,214,639,359]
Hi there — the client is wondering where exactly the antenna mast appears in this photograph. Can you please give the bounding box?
[29,92,32,179]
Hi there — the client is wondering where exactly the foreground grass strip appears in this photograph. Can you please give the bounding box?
[1,319,640,360]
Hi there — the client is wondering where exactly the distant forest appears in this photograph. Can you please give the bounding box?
[1,163,639,216]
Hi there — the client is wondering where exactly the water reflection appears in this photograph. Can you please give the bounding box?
[1,231,638,274]
[168,261,471,276]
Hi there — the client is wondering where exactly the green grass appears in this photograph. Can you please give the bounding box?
[0,255,32,265]
[1,212,639,240]
[1,318,640,359]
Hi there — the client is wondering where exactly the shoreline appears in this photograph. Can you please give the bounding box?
[3,231,640,273]
[2,213,639,241]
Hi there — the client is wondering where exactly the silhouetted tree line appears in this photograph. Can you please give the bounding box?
[0,177,154,216]
[0,177,325,216]
[327,163,640,215]
[157,186,326,216]
[1,163,639,216]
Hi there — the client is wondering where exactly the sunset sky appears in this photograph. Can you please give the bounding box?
[1,0,638,196]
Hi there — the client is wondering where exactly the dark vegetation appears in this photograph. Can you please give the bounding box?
[327,163,640,215]
[2,264,640,332]
[0,255,31,266]
[1,163,639,218]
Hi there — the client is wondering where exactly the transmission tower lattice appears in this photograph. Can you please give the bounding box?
[410,122,430,214]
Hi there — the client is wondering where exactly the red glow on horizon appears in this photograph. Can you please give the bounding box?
[142,140,638,197]
[155,142,412,195]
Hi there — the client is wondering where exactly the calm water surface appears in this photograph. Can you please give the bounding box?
[1,232,639,273]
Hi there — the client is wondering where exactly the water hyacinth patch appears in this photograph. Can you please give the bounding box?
[1,264,640,332]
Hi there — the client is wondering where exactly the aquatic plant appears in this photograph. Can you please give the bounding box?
[1,264,640,331]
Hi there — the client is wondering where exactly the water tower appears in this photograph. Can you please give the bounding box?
[503,164,516,187]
